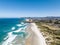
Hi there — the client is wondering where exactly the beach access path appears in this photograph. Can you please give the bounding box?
[25,23,47,45]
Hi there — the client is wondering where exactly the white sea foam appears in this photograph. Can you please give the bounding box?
[14,25,27,33]
[16,24,22,27]
[2,28,23,45]
[23,26,27,30]
[21,22,24,25]
[11,27,15,30]
[4,36,8,40]
[2,23,27,45]
[2,32,17,45]
[13,28,23,32]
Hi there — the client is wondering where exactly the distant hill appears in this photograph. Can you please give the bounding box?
[24,17,60,20]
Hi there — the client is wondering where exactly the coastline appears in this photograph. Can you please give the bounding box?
[2,23,27,45]
[25,23,47,45]
[2,22,47,45]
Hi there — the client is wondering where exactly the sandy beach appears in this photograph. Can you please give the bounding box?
[3,23,47,45]
[25,23,47,45]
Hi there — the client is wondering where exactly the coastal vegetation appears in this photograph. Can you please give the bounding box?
[35,19,60,45]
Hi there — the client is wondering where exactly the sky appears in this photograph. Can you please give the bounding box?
[0,0,60,18]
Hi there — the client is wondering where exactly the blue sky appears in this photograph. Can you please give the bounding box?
[0,0,60,17]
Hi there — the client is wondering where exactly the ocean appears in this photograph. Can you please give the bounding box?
[0,18,28,45]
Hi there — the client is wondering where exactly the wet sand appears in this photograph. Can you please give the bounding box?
[9,23,46,45]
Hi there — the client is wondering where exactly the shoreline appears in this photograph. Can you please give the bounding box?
[2,23,47,45]
[2,23,27,45]
[25,23,47,45]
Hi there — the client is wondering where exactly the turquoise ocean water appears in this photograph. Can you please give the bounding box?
[0,18,28,45]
